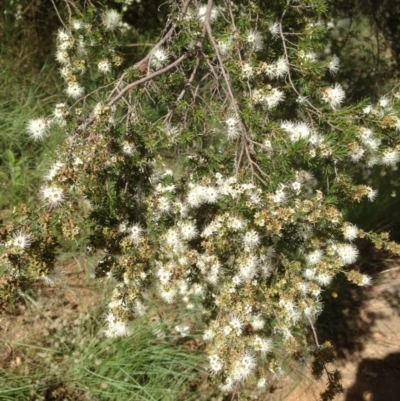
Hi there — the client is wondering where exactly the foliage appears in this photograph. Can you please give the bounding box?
[0,304,207,401]
[1,0,400,398]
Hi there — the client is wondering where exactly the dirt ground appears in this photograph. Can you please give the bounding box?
[1,258,400,401]
[274,266,400,401]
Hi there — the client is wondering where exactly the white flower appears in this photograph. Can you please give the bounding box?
[298,281,309,296]
[281,120,311,142]
[11,231,33,249]
[72,20,83,30]
[57,39,73,51]
[257,378,267,389]
[57,28,71,42]
[342,223,358,241]
[180,221,198,240]
[40,185,65,207]
[363,105,373,114]
[220,377,235,392]
[198,5,219,23]
[26,118,49,140]
[175,325,190,337]
[275,57,289,77]
[229,315,244,335]
[306,249,323,265]
[303,304,322,321]
[272,188,286,204]
[263,139,273,152]
[241,62,254,79]
[360,274,372,287]
[328,55,340,75]
[160,288,177,303]
[361,134,380,151]
[59,66,72,79]
[265,88,285,108]
[53,103,68,121]
[225,116,239,129]
[151,47,170,70]
[261,63,277,79]
[98,59,112,74]
[239,262,257,282]
[165,229,181,248]
[349,146,365,162]
[303,268,316,280]
[379,96,391,108]
[208,354,224,375]
[204,186,219,203]
[122,141,135,155]
[44,161,65,181]
[243,230,260,248]
[381,150,400,167]
[118,222,128,233]
[103,9,121,31]
[232,352,257,381]
[366,187,378,202]
[229,217,245,231]
[337,243,359,265]
[291,181,302,193]
[322,83,345,110]
[65,83,84,99]
[269,22,280,38]
[129,224,143,243]
[251,315,265,330]
[203,329,215,341]
[316,273,332,286]
[395,117,400,132]
[218,37,233,56]
[247,30,263,51]
[157,196,172,213]
[302,51,317,62]
[56,50,69,64]
[202,223,218,237]
[157,267,172,285]
[253,336,273,355]
[134,300,146,317]
[104,312,133,338]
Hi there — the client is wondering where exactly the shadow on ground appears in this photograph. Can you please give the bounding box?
[344,353,400,401]
[316,245,400,359]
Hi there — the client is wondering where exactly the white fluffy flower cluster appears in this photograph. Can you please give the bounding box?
[322,83,345,110]
[280,120,323,146]
[40,185,65,208]
[347,127,400,168]
[259,57,289,79]
[26,118,49,140]
[150,47,170,70]
[251,88,285,109]
[103,9,122,31]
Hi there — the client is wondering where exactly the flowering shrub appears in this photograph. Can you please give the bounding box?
[2,0,400,398]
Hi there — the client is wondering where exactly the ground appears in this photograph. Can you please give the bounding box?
[1,256,400,401]
[276,266,400,401]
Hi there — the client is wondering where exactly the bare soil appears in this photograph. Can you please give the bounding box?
[273,267,400,401]
[1,258,400,401]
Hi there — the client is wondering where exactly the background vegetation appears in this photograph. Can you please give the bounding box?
[1,0,400,400]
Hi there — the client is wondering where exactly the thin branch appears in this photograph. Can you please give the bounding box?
[51,0,70,32]
[108,53,189,107]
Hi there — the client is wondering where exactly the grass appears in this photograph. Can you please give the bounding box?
[0,323,208,401]
[0,12,65,211]
[0,264,211,401]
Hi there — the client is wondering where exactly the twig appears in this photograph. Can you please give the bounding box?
[108,53,189,107]
[51,0,70,32]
